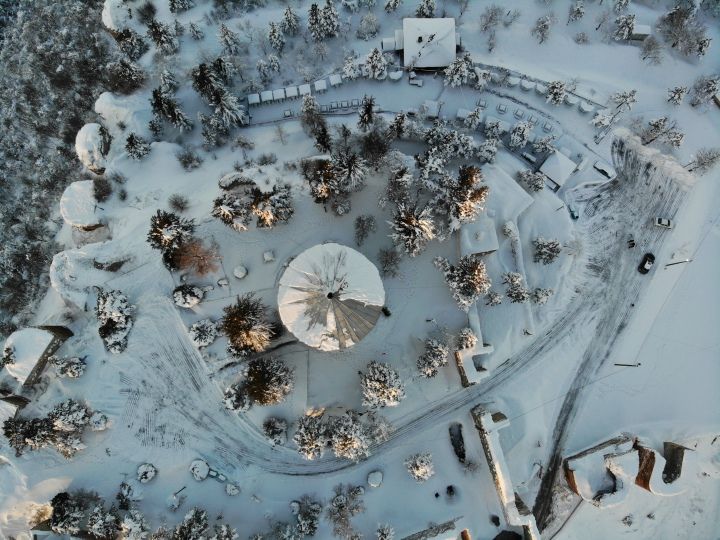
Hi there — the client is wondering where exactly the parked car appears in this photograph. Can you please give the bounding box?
[655,217,673,229]
[593,160,617,180]
[568,206,579,220]
[638,253,655,274]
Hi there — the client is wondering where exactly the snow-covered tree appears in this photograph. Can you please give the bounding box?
[268,22,285,54]
[173,284,204,308]
[87,504,120,539]
[591,111,614,128]
[568,1,585,24]
[434,254,492,311]
[357,13,380,40]
[50,492,85,535]
[502,272,530,303]
[667,86,688,105]
[308,3,323,41]
[357,95,375,132]
[378,247,402,278]
[443,53,473,88]
[614,0,629,13]
[640,117,684,147]
[377,524,395,540]
[462,107,483,131]
[174,507,209,539]
[405,453,434,482]
[294,414,328,460]
[1,344,15,369]
[533,135,556,154]
[218,23,241,55]
[147,19,179,55]
[389,203,435,257]
[52,356,86,378]
[263,417,288,445]
[328,411,370,461]
[384,0,402,12]
[361,361,405,408]
[686,148,720,174]
[415,0,435,17]
[518,169,546,192]
[546,80,567,105]
[221,294,273,357]
[147,209,195,268]
[533,237,562,264]
[354,214,376,246]
[456,327,478,350]
[211,89,246,128]
[442,165,489,231]
[364,48,388,80]
[243,356,295,406]
[417,338,448,378]
[657,5,711,58]
[477,138,499,164]
[326,484,365,539]
[125,133,151,160]
[189,319,217,348]
[342,55,361,81]
[96,289,134,354]
[281,6,300,36]
[384,166,412,207]
[690,74,720,107]
[150,88,192,131]
[224,383,250,412]
[531,287,554,305]
[485,290,503,306]
[612,89,638,111]
[189,22,204,40]
[321,0,340,38]
[295,497,322,537]
[509,121,532,149]
[613,14,635,41]
[106,58,146,94]
[532,14,555,44]
[169,0,193,13]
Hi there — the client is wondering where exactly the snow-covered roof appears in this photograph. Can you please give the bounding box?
[540,150,576,188]
[460,215,499,256]
[631,24,652,38]
[1,328,55,388]
[402,18,457,68]
[60,180,103,229]
[423,100,441,118]
[278,243,385,351]
[75,123,110,173]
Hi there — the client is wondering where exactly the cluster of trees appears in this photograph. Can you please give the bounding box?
[147,210,219,274]
[2,399,106,458]
[95,289,134,354]
[293,410,389,461]
[212,183,295,231]
[417,338,449,378]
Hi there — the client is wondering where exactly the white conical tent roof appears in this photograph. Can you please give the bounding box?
[278,243,385,351]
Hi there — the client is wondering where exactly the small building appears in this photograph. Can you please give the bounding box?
[630,24,652,41]
[402,18,459,68]
[0,326,73,406]
[422,99,441,119]
[539,150,577,191]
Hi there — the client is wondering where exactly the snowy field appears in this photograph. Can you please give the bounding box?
[1,0,719,539]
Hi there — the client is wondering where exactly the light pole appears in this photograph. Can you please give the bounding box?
[664,259,692,269]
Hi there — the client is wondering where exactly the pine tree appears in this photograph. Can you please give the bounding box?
[477,138,499,163]
[518,169,546,192]
[417,338,448,377]
[160,69,179,94]
[531,287,554,305]
[294,414,328,460]
[191,62,222,103]
[52,356,86,378]
[212,89,246,127]
[87,504,120,539]
[314,122,333,153]
[690,74,720,107]
[364,48,387,80]
[268,22,285,54]
[218,23,241,55]
[243,356,295,406]
[533,135,556,154]
[443,53,473,87]
[150,89,192,131]
[189,22,205,40]
[308,4,323,41]
[485,290,503,306]
[502,272,530,303]
[434,254,491,311]
[613,14,635,41]
[115,28,149,61]
[300,94,323,134]
[96,289,134,353]
[281,6,300,36]
[328,411,370,461]
[444,165,489,231]
[377,524,395,540]
[464,107,483,130]
[263,417,288,445]
[509,121,532,148]
[533,237,561,264]
[415,0,435,18]
[614,0,629,13]
[532,14,554,43]
[169,0,193,12]
[389,203,435,257]
[361,361,405,408]
[405,453,434,481]
[147,209,195,255]
[321,0,340,38]
[147,19,179,55]
[342,54,361,80]
[357,95,375,131]
[335,151,369,191]
[568,1,585,24]
[221,293,273,357]
[50,492,85,535]
[174,508,209,539]
[106,58,146,94]
[546,80,567,105]
[125,133,151,160]
[189,319,217,348]
[121,510,149,540]
[685,148,720,174]
[384,0,402,13]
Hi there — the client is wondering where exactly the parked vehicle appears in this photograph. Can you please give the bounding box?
[593,160,617,180]
[638,253,655,274]
[568,206,579,220]
[655,217,673,229]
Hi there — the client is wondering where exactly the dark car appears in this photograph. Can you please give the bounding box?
[638,253,655,274]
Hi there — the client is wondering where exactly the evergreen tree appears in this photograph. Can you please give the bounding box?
[387,112,407,139]
[125,133,151,160]
[405,452,434,481]
[87,504,120,539]
[334,151,368,190]
[532,14,555,43]
[280,6,300,36]
[377,524,395,540]
[690,74,720,107]
[361,361,405,408]
[546,80,567,105]
[531,287,554,305]
[147,209,195,256]
[96,289,134,353]
[357,95,375,132]
[50,492,85,535]
[502,272,530,303]
[443,53,473,87]
[464,107,483,130]
[434,254,492,311]
[509,121,532,148]
[189,22,204,40]
[321,0,340,38]
[220,293,273,357]
[477,138,499,163]
[389,203,435,257]
[612,89,638,111]
[417,338,448,377]
[106,58,146,94]
[314,121,333,153]
[121,510,149,540]
[415,0,435,17]
[243,356,295,406]
[294,414,328,460]
[613,14,635,41]
[160,69,179,94]
[308,4,323,41]
[518,169,546,192]
[385,0,403,13]
[533,237,562,264]
[533,135,556,154]
[150,88,192,131]
[364,48,388,79]
[568,1,585,24]
[147,19,179,55]
[218,23,241,55]
[328,411,370,461]
[268,22,285,54]
[173,508,209,540]
[169,0,194,13]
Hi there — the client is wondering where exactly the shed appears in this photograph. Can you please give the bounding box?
[460,215,499,256]
[381,37,397,52]
[299,84,312,96]
[520,79,535,91]
[285,86,298,99]
[535,83,547,96]
[540,150,577,191]
[630,24,652,41]
[402,18,457,68]
[247,93,260,106]
[329,74,342,87]
[260,90,273,103]
[272,89,286,102]
[579,101,594,113]
[506,76,520,87]
[314,79,327,93]
[423,100,441,119]
[0,326,73,400]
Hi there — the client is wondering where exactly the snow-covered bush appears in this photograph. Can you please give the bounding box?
[87,503,120,538]
[137,463,157,483]
[434,255,492,311]
[173,284,204,308]
[405,452,434,482]
[95,289,134,354]
[325,484,366,539]
[328,411,370,461]
[263,417,288,445]
[456,328,478,350]
[50,356,85,379]
[189,319,217,348]
[533,237,562,265]
[361,361,405,408]
[377,524,395,540]
[220,294,273,357]
[417,339,449,378]
[502,272,530,303]
[531,287,554,305]
[293,414,328,460]
[121,509,149,539]
[518,169,546,192]
[189,459,210,481]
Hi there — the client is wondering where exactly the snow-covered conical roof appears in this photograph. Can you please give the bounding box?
[278,243,385,351]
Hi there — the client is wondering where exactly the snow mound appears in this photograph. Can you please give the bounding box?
[76,123,111,174]
[95,92,153,139]
[277,243,385,351]
[101,0,132,31]
[189,459,209,481]
[173,285,204,308]
[137,463,157,484]
[60,180,103,230]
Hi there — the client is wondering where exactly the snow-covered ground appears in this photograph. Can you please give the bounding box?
[2,0,720,538]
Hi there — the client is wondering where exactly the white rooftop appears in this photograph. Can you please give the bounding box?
[1,328,55,388]
[403,18,457,68]
[540,150,577,188]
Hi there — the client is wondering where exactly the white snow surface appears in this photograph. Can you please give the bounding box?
[277,243,385,351]
[59,180,102,229]
[75,123,108,173]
